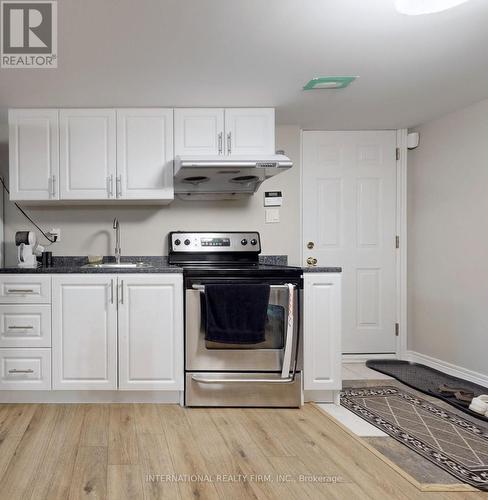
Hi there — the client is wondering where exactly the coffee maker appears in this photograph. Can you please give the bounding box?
[15,231,40,268]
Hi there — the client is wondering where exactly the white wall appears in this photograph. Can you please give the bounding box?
[408,99,488,376]
[0,125,302,266]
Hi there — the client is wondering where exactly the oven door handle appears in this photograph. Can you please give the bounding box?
[191,375,295,384]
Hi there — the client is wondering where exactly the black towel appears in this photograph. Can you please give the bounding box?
[205,283,270,344]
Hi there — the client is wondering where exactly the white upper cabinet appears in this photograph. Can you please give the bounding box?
[9,109,59,200]
[118,274,183,390]
[9,107,275,202]
[59,109,116,200]
[174,108,275,157]
[116,109,174,201]
[224,108,275,155]
[174,108,224,156]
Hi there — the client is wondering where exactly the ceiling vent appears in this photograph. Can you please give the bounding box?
[303,76,357,90]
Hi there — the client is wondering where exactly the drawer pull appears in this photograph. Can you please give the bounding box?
[8,369,34,374]
[7,325,34,330]
[6,289,35,294]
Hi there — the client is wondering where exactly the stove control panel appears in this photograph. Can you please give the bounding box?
[169,232,261,253]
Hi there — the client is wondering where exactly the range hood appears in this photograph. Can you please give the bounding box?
[174,154,292,200]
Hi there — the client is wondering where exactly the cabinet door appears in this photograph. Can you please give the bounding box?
[303,273,342,390]
[9,109,59,200]
[52,275,117,389]
[174,108,224,156]
[224,108,275,155]
[118,274,183,390]
[59,109,116,200]
[117,109,174,201]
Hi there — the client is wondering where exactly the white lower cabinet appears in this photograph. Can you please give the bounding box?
[52,274,183,391]
[0,348,51,390]
[118,275,183,390]
[303,273,342,391]
[52,275,118,390]
[0,304,51,348]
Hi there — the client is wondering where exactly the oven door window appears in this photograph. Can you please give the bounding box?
[204,304,285,350]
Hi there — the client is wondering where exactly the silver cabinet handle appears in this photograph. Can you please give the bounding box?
[6,289,34,294]
[107,175,114,197]
[191,375,294,384]
[8,369,34,374]
[120,279,124,304]
[218,132,223,154]
[50,175,56,198]
[227,132,232,155]
[110,279,114,304]
[8,325,34,330]
[116,175,122,198]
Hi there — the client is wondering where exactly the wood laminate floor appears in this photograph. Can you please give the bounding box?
[0,403,485,500]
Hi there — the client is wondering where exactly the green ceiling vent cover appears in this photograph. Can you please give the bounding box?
[303,76,357,90]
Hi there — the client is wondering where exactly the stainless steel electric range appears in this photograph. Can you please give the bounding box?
[168,231,303,407]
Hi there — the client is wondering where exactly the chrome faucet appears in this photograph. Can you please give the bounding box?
[113,218,121,264]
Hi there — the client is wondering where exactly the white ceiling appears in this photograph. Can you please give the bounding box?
[1,0,487,130]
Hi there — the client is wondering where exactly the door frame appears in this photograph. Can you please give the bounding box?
[299,128,408,359]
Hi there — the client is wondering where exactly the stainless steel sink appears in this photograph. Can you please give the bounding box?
[82,262,154,269]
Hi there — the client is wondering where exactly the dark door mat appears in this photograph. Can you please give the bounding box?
[341,386,488,491]
[366,359,488,423]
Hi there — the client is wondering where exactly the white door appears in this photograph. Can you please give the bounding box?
[303,273,342,390]
[52,275,117,389]
[118,275,183,390]
[8,109,59,200]
[59,109,116,200]
[302,131,397,354]
[224,108,275,155]
[174,108,224,156]
[117,108,174,201]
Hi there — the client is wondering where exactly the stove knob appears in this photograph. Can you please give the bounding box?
[184,239,191,246]
[250,239,258,246]
[174,239,181,246]
[241,239,248,246]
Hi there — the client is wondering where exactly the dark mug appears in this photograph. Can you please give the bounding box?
[41,251,53,268]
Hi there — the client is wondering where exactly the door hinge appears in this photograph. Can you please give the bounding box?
[395,323,399,336]
[395,235,400,249]
[396,147,400,161]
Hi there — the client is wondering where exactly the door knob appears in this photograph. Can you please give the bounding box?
[306,257,318,266]
[307,241,315,249]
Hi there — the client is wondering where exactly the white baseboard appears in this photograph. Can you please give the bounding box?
[403,351,488,388]
[0,390,182,404]
[303,390,339,403]
[342,353,397,363]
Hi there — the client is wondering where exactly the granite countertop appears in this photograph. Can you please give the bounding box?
[259,255,342,273]
[0,256,182,274]
[0,255,342,274]
[302,266,342,273]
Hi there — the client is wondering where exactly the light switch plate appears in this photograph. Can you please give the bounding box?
[265,208,280,223]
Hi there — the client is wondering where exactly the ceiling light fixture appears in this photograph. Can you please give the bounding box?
[395,0,470,15]
[303,76,357,91]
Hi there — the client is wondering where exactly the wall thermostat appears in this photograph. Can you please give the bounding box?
[264,191,283,207]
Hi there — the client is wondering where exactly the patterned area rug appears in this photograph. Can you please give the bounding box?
[341,386,488,491]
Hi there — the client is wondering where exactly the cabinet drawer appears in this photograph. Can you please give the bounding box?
[0,348,51,390]
[0,305,51,347]
[0,276,51,303]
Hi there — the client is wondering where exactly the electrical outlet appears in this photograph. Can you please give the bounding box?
[49,228,61,242]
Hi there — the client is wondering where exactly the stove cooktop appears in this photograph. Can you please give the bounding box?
[168,231,302,279]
